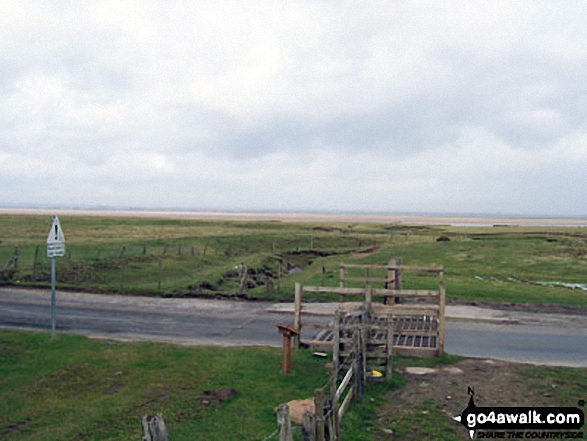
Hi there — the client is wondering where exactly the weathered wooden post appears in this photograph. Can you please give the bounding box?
[438,267,446,356]
[237,264,248,296]
[391,257,402,303]
[394,257,403,289]
[302,411,316,441]
[360,310,369,384]
[353,329,364,402]
[338,263,344,302]
[13,247,19,272]
[386,316,394,381]
[314,389,326,441]
[294,283,303,349]
[332,311,342,374]
[141,413,168,441]
[277,260,282,293]
[364,285,373,317]
[277,324,299,375]
[328,364,340,441]
[277,404,293,441]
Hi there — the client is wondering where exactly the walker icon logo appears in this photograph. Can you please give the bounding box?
[453,387,585,439]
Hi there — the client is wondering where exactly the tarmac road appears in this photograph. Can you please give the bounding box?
[1,287,586,367]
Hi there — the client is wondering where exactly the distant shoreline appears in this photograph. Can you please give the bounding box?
[1,208,586,227]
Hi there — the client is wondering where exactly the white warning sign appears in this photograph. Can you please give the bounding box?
[47,215,65,258]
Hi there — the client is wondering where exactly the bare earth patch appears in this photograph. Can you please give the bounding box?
[374,358,585,440]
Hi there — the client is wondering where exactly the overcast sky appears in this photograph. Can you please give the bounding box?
[1,1,586,217]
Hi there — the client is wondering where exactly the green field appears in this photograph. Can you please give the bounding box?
[1,214,586,305]
[2,331,585,440]
[0,330,331,440]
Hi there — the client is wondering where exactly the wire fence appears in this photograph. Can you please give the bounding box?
[0,231,381,297]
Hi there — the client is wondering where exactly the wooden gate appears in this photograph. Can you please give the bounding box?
[294,261,445,357]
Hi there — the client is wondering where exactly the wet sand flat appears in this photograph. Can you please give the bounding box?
[1,207,586,227]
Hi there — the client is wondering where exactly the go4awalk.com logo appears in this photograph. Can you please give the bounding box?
[453,388,585,439]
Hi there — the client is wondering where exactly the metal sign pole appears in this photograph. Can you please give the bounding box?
[47,215,65,339]
[50,256,56,338]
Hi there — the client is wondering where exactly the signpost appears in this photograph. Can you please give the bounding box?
[47,216,65,338]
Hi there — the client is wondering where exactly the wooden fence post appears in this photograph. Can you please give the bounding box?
[13,248,19,272]
[333,311,342,374]
[277,261,282,293]
[314,389,326,441]
[277,404,293,441]
[438,268,446,356]
[141,413,168,441]
[237,264,248,296]
[364,285,372,317]
[394,257,403,290]
[392,257,402,304]
[302,411,316,441]
[294,283,303,349]
[338,263,344,302]
[361,313,368,384]
[387,316,394,381]
[328,365,340,441]
[352,330,364,402]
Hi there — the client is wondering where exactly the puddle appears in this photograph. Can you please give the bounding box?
[474,275,587,291]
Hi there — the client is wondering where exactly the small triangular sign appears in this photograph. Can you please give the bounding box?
[47,216,65,245]
[47,216,65,258]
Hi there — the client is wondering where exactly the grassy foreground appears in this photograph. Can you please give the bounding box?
[3,331,585,440]
[0,330,331,440]
[1,214,586,305]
